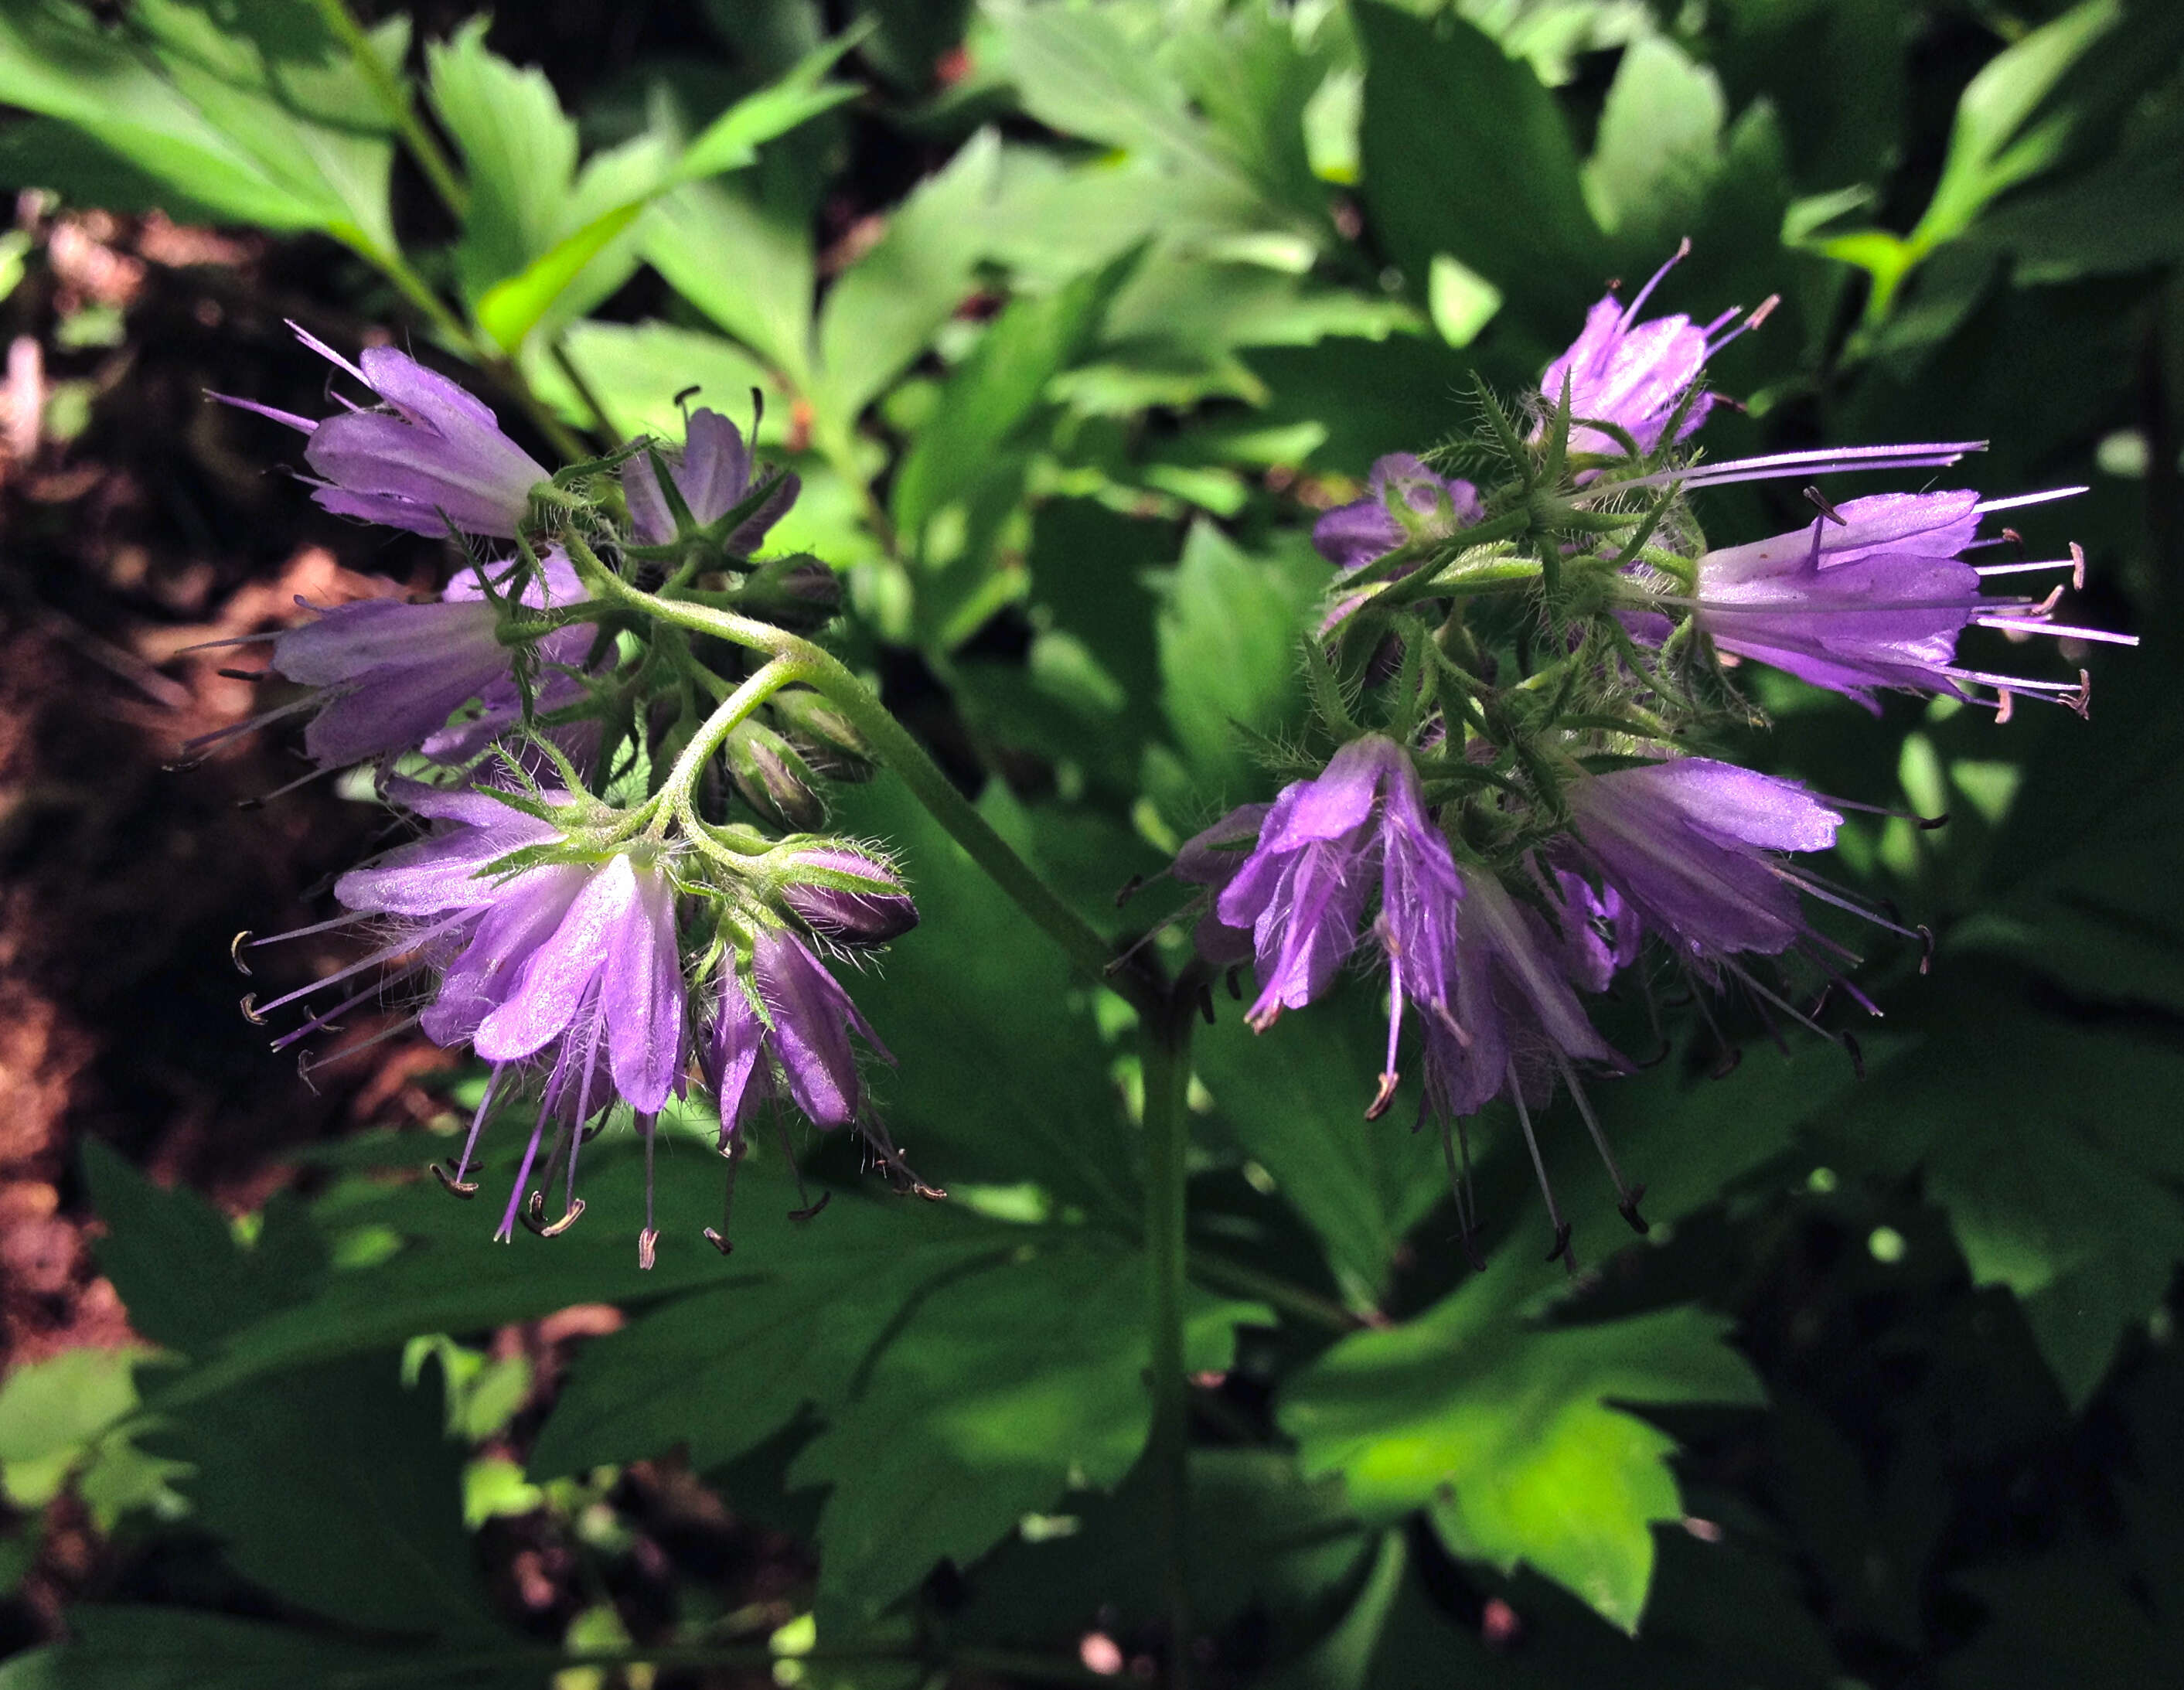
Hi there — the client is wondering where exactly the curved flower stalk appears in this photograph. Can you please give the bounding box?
[215,322,548,537]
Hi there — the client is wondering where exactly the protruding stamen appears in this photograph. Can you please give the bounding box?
[638,1227,659,1270]
[521,1191,585,1237]
[705,1136,746,1255]
[1618,237,1691,332]
[1917,925,1934,975]
[496,1100,555,1242]
[1556,1055,1647,1234]
[431,1162,480,1198]
[1367,1071,1400,1122]
[1974,615,2138,648]
[1974,486,2087,516]
[639,1112,658,1270]
[1508,1058,1572,1268]
[1803,485,1847,526]
[230,932,254,975]
[1435,1115,1484,1271]
[239,992,267,1025]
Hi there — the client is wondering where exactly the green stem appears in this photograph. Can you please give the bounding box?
[310,0,471,224]
[564,543,1123,994]
[651,656,799,839]
[1140,993,1195,1688]
[1187,1250,1368,1334]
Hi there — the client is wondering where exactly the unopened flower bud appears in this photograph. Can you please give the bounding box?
[770,687,875,782]
[741,554,843,630]
[779,844,918,945]
[724,719,826,831]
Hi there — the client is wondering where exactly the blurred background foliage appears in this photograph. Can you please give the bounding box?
[0,0,2179,1685]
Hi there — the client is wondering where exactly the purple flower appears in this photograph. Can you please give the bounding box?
[1421,871,1633,1256]
[1217,738,1399,1030]
[704,969,772,1146]
[1563,759,1842,972]
[1676,489,2132,713]
[1552,869,1641,993]
[622,407,800,550]
[1538,243,1767,461]
[265,552,592,768]
[777,843,919,946]
[470,849,688,1117]
[751,928,892,1130]
[215,323,547,537]
[1174,803,1273,968]
[1312,454,1484,573]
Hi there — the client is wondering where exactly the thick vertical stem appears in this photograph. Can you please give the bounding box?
[1139,996,1194,1688]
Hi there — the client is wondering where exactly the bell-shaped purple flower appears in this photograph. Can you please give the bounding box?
[1678,489,2131,714]
[777,844,919,946]
[751,927,892,1130]
[1312,454,1484,573]
[266,552,591,768]
[215,323,548,537]
[471,849,689,1118]
[623,407,801,551]
[1174,803,1273,968]
[1563,759,1842,973]
[704,970,772,1146]
[1538,243,1763,461]
[1218,738,1400,1031]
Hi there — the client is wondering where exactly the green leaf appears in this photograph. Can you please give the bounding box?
[1583,36,1726,244]
[530,319,779,443]
[1282,1247,1764,1633]
[528,1184,1006,1480]
[676,26,866,179]
[643,170,816,382]
[1969,87,2184,282]
[1154,520,1322,803]
[473,200,645,352]
[814,128,1000,417]
[827,775,1139,1218]
[425,18,579,304]
[1911,0,2124,255]
[0,1607,535,1690]
[891,247,1135,541]
[1194,976,1440,1304]
[789,1236,1263,1627]
[81,1140,326,1358]
[148,1349,498,1636]
[0,1347,182,1525]
[0,1,398,250]
[1352,2,1604,331]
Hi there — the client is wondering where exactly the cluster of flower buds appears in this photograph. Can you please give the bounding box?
[1175,244,2137,1266]
[213,326,926,1263]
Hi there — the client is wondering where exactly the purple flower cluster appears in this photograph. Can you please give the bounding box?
[1180,243,2137,1262]
[216,334,915,1260]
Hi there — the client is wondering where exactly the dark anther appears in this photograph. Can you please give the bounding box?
[748,386,765,436]
[1917,811,1951,831]
[1634,1036,1672,1070]
[1114,874,1145,908]
[430,1162,479,1199]
[1198,985,1216,1026]
[1618,1186,1651,1235]
[2066,669,2093,721]
[910,1181,949,1201]
[672,383,702,408]
[1225,967,1242,1001]
[1878,894,1906,926]
[789,1190,833,1222]
[162,756,206,774]
[230,930,254,975]
[1839,1031,1865,1081]
[1803,486,1848,526]
[238,992,267,1025]
[637,1226,659,1272]
[578,1121,606,1143]
[1365,1070,1400,1122]
[1545,1221,1574,1264]
[2001,526,2026,555]
[1709,1042,1743,1080]
[1916,925,1935,975]
[217,667,271,683]
[1458,1226,1487,1273]
[521,1192,585,1237]
[702,1226,734,1256]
